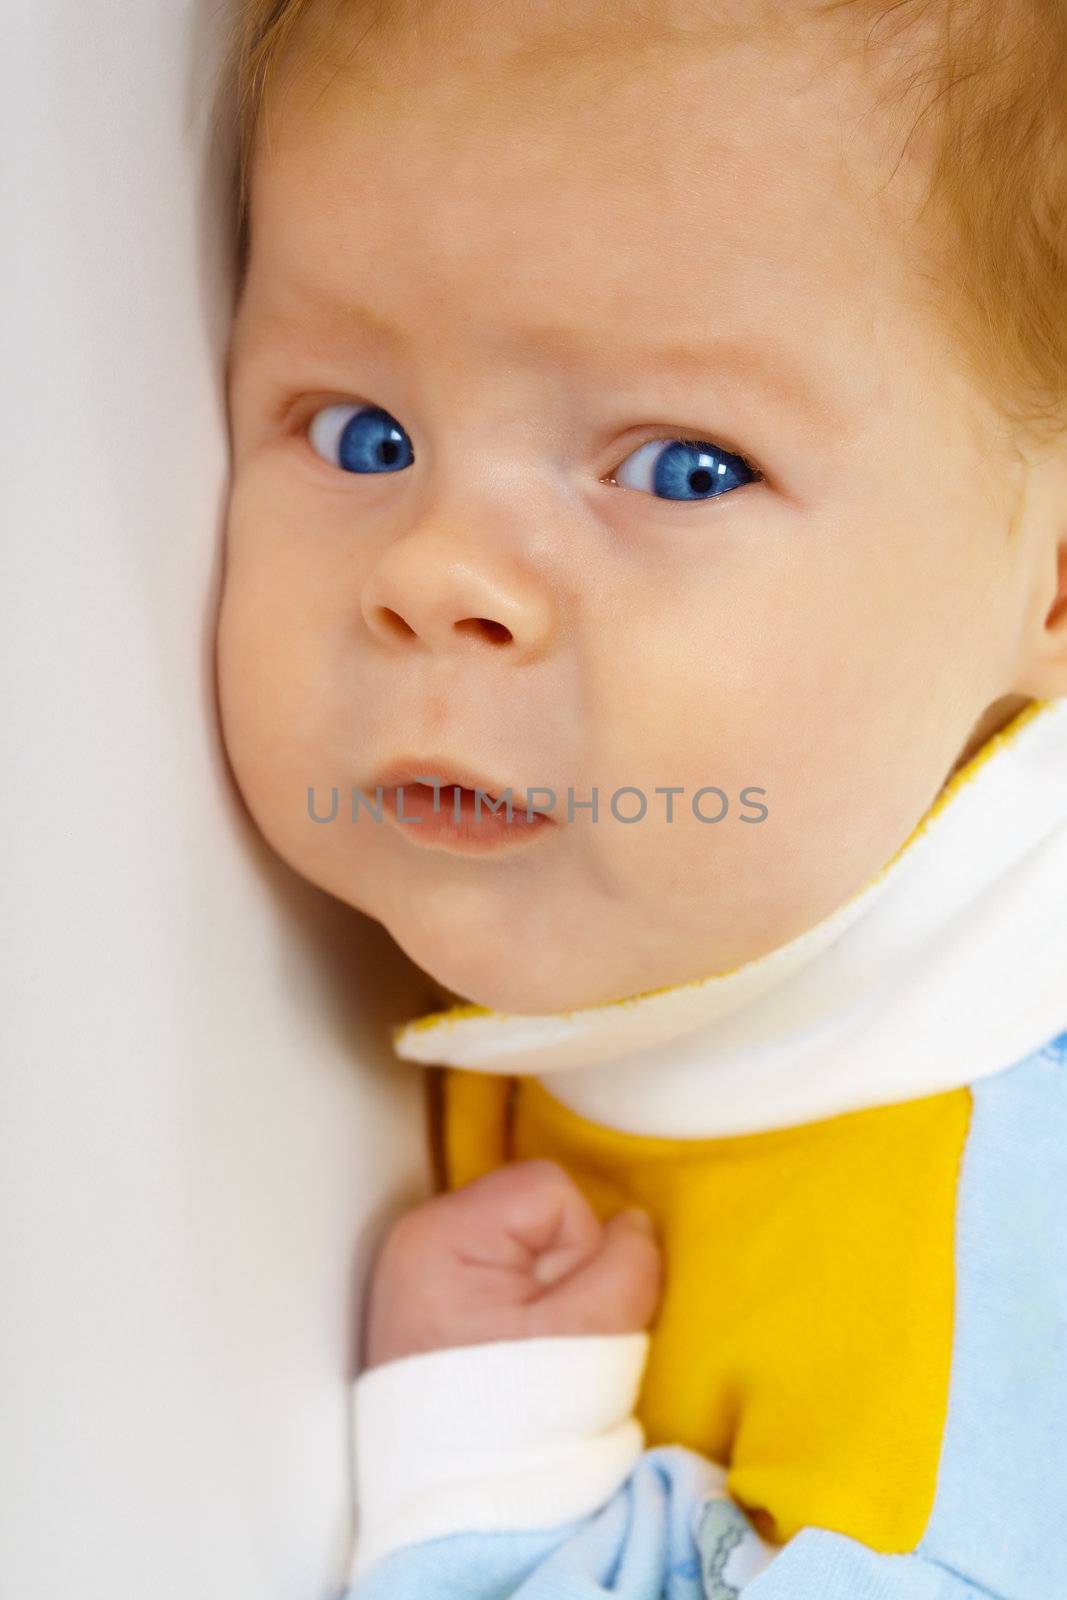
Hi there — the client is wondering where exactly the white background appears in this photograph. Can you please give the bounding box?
[1,4,433,1594]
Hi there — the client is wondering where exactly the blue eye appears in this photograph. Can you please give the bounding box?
[308,403,414,474]
[610,437,759,501]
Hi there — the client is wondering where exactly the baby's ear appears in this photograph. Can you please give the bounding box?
[1024,536,1067,698]
[1009,444,1067,699]
[1046,539,1067,635]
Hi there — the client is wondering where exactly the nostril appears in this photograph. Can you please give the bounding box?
[455,617,513,644]
[376,606,416,639]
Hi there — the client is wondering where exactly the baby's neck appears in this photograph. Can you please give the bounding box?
[944,692,1032,782]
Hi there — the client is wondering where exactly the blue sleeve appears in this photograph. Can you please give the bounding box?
[345,1031,1067,1600]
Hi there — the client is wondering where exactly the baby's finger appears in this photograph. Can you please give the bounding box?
[433,1158,604,1278]
[524,1207,663,1338]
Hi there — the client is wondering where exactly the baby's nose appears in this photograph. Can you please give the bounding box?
[359,525,559,660]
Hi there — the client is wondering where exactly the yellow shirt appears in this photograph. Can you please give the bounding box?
[436,1064,971,1554]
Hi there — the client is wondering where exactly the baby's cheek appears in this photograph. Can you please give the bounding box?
[579,598,870,952]
[216,577,323,849]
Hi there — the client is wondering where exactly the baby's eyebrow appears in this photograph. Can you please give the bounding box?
[513,322,841,431]
[240,281,844,432]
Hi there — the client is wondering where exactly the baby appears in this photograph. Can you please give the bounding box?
[215,0,1067,1594]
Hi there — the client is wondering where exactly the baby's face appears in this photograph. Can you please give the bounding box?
[218,3,1038,1014]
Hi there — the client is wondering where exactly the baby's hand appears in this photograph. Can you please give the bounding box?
[361,1158,662,1369]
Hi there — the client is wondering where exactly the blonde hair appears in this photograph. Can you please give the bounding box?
[220,0,1067,446]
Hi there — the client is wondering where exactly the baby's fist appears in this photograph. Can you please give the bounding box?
[361,1158,662,1369]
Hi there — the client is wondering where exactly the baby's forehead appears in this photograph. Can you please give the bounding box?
[268,0,913,210]
[251,27,920,378]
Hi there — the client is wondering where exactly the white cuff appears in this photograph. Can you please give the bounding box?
[347,1331,650,1582]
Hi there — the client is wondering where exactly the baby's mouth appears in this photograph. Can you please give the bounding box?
[360,756,556,850]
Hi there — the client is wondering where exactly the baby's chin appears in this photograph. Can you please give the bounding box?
[392,927,608,1017]
[377,905,639,1016]
[377,903,709,1018]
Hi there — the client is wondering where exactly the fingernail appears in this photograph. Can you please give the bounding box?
[619,1207,656,1237]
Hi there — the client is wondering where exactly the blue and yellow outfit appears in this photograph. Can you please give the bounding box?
[344,696,1067,1599]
